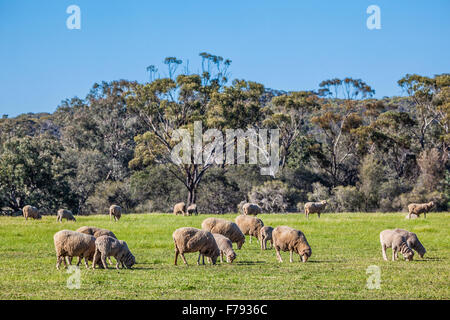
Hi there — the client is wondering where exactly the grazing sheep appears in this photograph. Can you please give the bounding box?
[173,202,187,216]
[259,226,274,250]
[407,202,434,219]
[172,227,220,266]
[272,226,312,263]
[242,203,262,216]
[201,217,245,250]
[22,205,41,220]
[75,226,117,239]
[379,229,414,261]
[304,200,327,219]
[56,209,76,222]
[187,204,198,215]
[394,228,426,258]
[109,205,122,221]
[92,235,135,269]
[235,215,264,244]
[76,226,117,264]
[53,230,96,269]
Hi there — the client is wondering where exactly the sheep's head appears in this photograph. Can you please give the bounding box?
[122,252,136,269]
[320,200,327,205]
[37,214,42,220]
[226,251,237,264]
[237,239,245,250]
[428,201,435,209]
[299,246,312,262]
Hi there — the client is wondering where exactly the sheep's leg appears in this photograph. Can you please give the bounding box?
[318,212,321,218]
[289,250,293,263]
[249,235,252,244]
[174,249,179,265]
[197,253,201,265]
[76,256,82,267]
[392,248,397,261]
[381,244,388,261]
[275,247,283,263]
[220,252,224,263]
[424,212,426,219]
[180,253,188,265]
[56,256,63,270]
[100,253,108,269]
[270,240,273,249]
[84,257,89,269]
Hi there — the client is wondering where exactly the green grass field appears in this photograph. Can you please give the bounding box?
[0,212,448,300]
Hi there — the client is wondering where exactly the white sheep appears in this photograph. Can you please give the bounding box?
[304,200,327,218]
[172,227,220,266]
[259,226,274,250]
[272,226,312,263]
[53,230,96,269]
[92,235,135,269]
[379,229,414,261]
[201,217,245,249]
[393,228,426,258]
[109,205,122,221]
[56,209,76,222]
[199,233,237,264]
[173,202,187,216]
[407,202,434,219]
[22,205,41,220]
[242,203,262,216]
[235,215,264,244]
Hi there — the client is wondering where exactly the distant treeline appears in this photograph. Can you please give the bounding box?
[0,54,448,215]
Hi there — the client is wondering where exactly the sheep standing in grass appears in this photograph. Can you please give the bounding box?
[92,235,135,269]
[242,203,262,216]
[173,202,187,216]
[187,204,198,215]
[304,200,327,219]
[199,233,237,264]
[53,230,96,269]
[394,228,426,258]
[379,229,414,261]
[201,217,245,249]
[259,226,274,250]
[407,202,434,219]
[23,205,41,220]
[272,226,312,263]
[76,226,117,264]
[235,215,264,244]
[173,227,220,266]
[56,209,76,222]
[109,205,122,221]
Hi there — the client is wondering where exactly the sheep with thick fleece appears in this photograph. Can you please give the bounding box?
[23,205,41,220]
[92,235,135,269]
[379,229,414,261]
[201,217,245,249]
[272,226,312,263]
[53,230,96,269]
[109,205,122,221]
[242,203,262,216]
[235,215,264,244]
[173,227,220,265]
[173,202,187,216]
[304,200,327,218]
[259,226,274,250]
[76,226,117,239]
[394,228,426,258]
[56,209,76,222]
[407,202,434,219]
[187,204,198,215]
[198,233,237,264]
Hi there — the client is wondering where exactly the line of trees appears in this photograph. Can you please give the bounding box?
[0,53,448,215]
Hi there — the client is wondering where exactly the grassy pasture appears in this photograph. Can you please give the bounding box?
[0,212,448,300]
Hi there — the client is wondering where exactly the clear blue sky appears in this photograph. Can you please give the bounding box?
[1,0,449,117]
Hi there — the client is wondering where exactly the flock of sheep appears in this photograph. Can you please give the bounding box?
[20,200,436,270]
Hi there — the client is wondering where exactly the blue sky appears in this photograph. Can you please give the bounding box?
[1,0,449,117]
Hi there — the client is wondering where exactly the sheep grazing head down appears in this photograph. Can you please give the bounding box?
[299,247,312,263]
[226,251,237,264]
[400,243,414,261]
[122,251,136,269]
